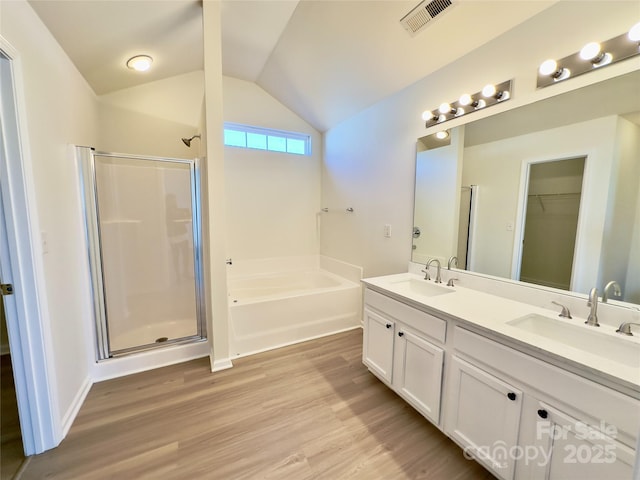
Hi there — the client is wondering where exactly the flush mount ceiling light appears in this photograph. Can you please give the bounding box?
[537,22,640,89]
[126,55,153,72]
[422,79,512,129]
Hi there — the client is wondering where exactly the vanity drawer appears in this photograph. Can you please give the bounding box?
[364,288,446,344]
[453,326,640,446]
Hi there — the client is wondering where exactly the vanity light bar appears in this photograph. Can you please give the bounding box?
[422,79,513,128]
[537,22,640,89]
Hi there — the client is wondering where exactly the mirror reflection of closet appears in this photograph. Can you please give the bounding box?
[517,157,585,290]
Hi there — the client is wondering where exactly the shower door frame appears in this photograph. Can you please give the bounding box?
[76,147,207,360]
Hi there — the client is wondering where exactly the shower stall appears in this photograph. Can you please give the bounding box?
[77,147,206,360]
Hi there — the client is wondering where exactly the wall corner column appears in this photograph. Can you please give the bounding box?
[202,0,231,370]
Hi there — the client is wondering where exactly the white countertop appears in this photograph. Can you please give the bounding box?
[362,272,640,396]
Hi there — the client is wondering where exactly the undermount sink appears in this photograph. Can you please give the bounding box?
[388,277,454,298]
[507,314,640,368]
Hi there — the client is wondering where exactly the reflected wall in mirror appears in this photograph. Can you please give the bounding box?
[412,70,640,307]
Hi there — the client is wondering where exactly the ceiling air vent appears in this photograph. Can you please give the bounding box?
[400,0,455,37]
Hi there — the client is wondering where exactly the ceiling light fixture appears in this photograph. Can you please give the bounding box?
[126,55,153,72]
[537,22,640,88]
[422,79,513,128]
[435,130,449,140]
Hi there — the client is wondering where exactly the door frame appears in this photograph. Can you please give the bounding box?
[511,153,589,291]
[0,36,59,454]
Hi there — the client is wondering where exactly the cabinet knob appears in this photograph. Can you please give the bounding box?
[398,332,404,337]
[507,392,517,401]
[537,409,548,419]
[385,323,392,329]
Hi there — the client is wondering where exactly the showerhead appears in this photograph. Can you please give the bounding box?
[181,134,201,147]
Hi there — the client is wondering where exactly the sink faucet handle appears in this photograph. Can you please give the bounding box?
[420,269,431,281]
[616,322,640,336]
[551,301,572,319]
[447,278,459,287]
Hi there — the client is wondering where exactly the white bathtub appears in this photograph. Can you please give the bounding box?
[227,257,362,357]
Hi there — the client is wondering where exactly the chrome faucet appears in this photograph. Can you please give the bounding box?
[426,259,442,283]
[616,322,640,336]
[585,288,600,327]
[551,301,572,319]
[602,281,621,303]
[447,256,458,270]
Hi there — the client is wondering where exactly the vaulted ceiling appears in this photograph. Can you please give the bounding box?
[28,0,557,132]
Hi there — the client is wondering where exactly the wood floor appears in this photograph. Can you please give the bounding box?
[1,354,25,480]
[17,329,495,479]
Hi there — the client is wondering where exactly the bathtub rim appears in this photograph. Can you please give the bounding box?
[227,268,361,306]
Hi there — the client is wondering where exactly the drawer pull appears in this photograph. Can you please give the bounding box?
[507,392,517,401]
[385,323,392,329]
[398,332,404,337]
[537,409,548,419]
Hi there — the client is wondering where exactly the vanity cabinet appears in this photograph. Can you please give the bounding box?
[393,326,444,423]
[361,285,640,480]
[445,356,522,480]
[515,397,636,479]
[362,308,395,383]
[363,290,445,425]
[451,325,639,480]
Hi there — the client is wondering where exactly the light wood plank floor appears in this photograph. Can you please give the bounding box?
[18,329,495,479]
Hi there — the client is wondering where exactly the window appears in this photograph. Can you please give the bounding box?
[223,123,311,156]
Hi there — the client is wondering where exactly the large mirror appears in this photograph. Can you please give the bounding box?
[412,69,640,307]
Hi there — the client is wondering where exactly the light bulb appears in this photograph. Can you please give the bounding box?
[539,59,558,76]
[628,22,640,42]
[482,84,496,98]
[435,130,449,140]
[459,93,472,106]
[127,55,153,72]
[439,103,452,114]
[422,110,435,121]
[579,42,601,61]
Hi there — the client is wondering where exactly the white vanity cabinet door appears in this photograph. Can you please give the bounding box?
[363,308,395,383]
[394,328,444,425]
[517,402,635,480]
[446,356,523,480]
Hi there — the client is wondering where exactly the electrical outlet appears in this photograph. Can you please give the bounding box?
[384,224,392,238]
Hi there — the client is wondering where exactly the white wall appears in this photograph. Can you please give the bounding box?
[462,116,618,294]
[97,71,204,159]
[1,0,96,428]
[222,76,322,260]
[321,1,640,278]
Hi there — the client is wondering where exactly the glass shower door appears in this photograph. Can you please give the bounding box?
[78,148,205,359]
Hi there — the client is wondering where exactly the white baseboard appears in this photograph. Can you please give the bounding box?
[212,357,233,372]
[60,375,92,440]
